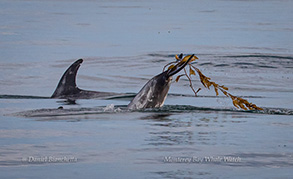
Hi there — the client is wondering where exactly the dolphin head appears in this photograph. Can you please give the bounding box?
[127,54,194,110]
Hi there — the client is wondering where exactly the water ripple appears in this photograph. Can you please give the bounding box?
[11,105,293,119]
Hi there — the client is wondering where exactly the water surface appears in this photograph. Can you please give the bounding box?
[0,0,293,178]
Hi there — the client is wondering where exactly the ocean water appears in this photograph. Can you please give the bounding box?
[0,0,293,178]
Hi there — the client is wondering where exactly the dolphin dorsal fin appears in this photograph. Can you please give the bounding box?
[51,59,83,98]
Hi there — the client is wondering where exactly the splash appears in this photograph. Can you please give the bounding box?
[103,104,122,112]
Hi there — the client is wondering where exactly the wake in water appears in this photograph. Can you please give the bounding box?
[11,104,293,118]
[3,53,292,118]
[0,94,50,99]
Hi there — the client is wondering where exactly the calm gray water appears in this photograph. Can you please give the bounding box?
[0,0,293,178]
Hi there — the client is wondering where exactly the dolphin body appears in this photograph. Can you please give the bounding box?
[51,59,122,99]
[127,55,194,110]
[51,55,193,109]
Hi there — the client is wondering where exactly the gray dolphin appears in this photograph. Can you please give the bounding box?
[127,54,194,110]
[51,59,121,99]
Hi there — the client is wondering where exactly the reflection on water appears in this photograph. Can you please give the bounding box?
[153,170,200,179]
[142,113,194,146]
[142,112,247,147]
[1,107,293,179]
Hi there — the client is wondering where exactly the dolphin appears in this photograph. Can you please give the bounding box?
[127,54,194,110]
[51,59,122,99]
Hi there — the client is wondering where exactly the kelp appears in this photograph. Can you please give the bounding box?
[164,53,263,111]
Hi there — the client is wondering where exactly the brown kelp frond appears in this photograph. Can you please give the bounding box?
[164,54,263,111]
[183,67,201,96]
[166,54,201,96]
[163,61,177,72]
[226,92,263,110]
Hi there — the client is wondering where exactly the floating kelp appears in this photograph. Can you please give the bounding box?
[164,54,263,111]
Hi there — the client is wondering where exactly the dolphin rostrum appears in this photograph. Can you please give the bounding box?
[51,59,121,99]
[127,54,194,110]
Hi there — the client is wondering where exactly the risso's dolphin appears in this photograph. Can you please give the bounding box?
[51,59,122,99]
[127,54,194,110]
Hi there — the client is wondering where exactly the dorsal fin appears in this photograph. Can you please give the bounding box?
[51,59,83,98]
